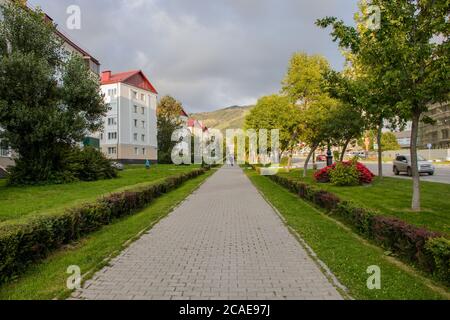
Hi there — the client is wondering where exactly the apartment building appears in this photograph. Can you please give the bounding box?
[418,102,450,149]
[99,70,158,164]
[0,0,100,74]
[0,0,101,174]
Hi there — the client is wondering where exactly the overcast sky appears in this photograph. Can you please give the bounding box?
[28,0,358,113]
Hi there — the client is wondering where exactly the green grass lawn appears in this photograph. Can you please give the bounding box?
[246,169,448,300]
[277,169,449,235]
[0,164,200,226]
[0,169,214,300]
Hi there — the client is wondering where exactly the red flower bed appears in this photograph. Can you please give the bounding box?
[314,161,375,184]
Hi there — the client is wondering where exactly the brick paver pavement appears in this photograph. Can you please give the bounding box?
[72,166,342,300]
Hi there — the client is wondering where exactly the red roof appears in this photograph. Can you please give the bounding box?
[101,70,158,94]
[187,118,197,127]
[27,3,100,66]
[186,119,208,132]
[180,108,189,117]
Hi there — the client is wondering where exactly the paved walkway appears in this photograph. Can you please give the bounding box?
[72,167,342,300]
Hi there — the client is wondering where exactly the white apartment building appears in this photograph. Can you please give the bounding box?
[99,70,158,164]
[0,0,101,174]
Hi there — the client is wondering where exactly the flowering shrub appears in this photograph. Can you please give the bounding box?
[329,162,360,186]
[314,160,375,185]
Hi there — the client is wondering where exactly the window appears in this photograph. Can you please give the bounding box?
[134,147,139,155]
[108,132,117,140]
[0,146,9,157]
[141,106,145,115]
[108,147,117,155]
[141,121,145,129]
[133,105,138,113]
[134,133,138,141]
[107,118,117,126]
[141,94,145,101]
[107,88,117,97]
[100,133,104,140]
[141,134,145,142]
[142,148,146,155]
[132,90,138,99]
[134,119,138,127]
[443,129,449,140]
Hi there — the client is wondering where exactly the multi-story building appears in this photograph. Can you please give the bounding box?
[0,0,101,174]
[99,70,158,164]
[0,1,100,75]
[418,102,450,149]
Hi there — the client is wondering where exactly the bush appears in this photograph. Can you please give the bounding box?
[66,147,118,181]
[8,146,117,185]
[370,216,441,267]
[425,237,450,284]
[267,173,449,284]
[314,160,375,185]
[0,167,208,284]
[332,201,377,235]
[329,161,360,186]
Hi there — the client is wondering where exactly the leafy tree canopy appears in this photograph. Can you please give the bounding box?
[245,94,301,154]
[157,95,185,164]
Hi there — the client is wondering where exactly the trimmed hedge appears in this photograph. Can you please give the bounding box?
[267,174,450,285]
[0,167,209,284]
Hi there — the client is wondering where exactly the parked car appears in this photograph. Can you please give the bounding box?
[393,155,435,176]
[111,162,124,171]
[316,154,327,162]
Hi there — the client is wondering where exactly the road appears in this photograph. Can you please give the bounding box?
[363,163,450,185]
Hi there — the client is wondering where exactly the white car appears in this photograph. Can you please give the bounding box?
[393,155,435,176]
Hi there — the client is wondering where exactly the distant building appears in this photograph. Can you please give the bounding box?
[98,70,158,164]
[393,130,411,149]
[179,108,189,124]
[418,102,450,149]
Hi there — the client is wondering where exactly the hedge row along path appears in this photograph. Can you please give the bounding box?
[72,166,343,300]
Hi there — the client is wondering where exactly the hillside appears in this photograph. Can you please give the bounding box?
[191,105,254,131]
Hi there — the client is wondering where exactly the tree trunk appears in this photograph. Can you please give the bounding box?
[287,150,293,173]
[377,123,383,179]
[312,150,317,170]
[410,112,421,212]
[303,144,317,178]
[340,139,351,162]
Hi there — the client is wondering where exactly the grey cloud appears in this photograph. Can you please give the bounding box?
[29,0,358,112]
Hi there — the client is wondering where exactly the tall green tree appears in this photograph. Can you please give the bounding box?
[245,94,301,170]
[381,132,401,151]
[317,0,449,211]
[322,70,366,161]
[282,52,330,107]
[157,95,184,164]
[282,52,338,176]
[0,3,106,184]
[299,95,339,177]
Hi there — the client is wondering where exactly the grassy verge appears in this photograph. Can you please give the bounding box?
[0,169,214,300]
[245,169,448,300]
[277,169,449,235]
[0,164,199,225]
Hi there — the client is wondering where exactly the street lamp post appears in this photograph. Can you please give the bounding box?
[326,143,333,166]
